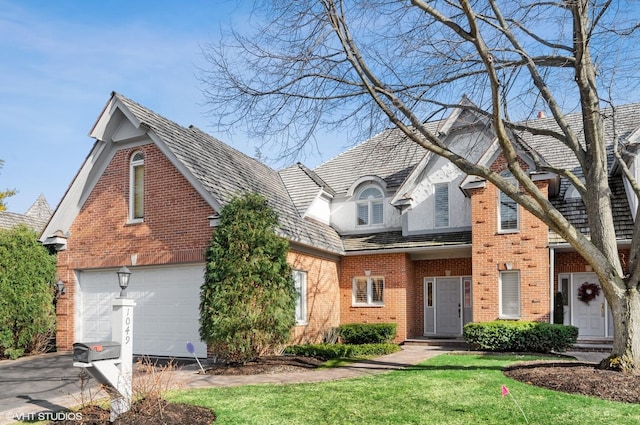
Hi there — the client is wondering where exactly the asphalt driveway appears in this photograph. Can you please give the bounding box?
[0,352,96,424]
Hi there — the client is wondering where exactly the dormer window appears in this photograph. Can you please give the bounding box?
[357,186,384,226]
[129,151,144,222]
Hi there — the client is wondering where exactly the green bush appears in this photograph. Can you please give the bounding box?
[284,343,400,360]
[0,225,57,359]
[463,321,578,353]
[338,323,397,344]
[200,193,296,363]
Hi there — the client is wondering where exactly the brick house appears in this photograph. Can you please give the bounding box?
[41,93,637,357]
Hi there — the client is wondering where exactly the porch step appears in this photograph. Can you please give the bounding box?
[403,338,469,349]
[571,339,613,352]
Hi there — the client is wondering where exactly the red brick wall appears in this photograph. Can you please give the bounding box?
[340,253,412,342]
[55,144,215,350]
[470,170,550,323]
[288,251,341,343]
[412,258,473,337]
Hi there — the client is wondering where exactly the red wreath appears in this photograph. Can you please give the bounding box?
[577,282,601,305]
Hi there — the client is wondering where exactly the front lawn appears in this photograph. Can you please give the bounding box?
[168,353,640,424]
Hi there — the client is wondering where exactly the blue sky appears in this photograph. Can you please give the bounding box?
[0,1,344,213]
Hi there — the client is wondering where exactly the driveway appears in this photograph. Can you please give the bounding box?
[0,352,97,424]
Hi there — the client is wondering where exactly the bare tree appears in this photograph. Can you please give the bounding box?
[201,0,640,371]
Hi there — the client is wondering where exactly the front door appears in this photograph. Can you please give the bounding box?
[571,273,606,337]
[435,277,462,335]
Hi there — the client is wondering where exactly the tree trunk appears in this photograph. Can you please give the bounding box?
[601,286,640,373]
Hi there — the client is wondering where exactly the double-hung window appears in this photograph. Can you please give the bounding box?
[357,186,384,226]
[434,183,449,228]
[498,171,518,231]
[293,270,307,325]
[352,276,384,306]
[129,151,145,222]
[499,270,520,318]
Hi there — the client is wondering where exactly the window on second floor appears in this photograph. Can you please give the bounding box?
[498,171,518,231]
[129,151,144,222]
[357,186,384,226]
[434,183,449,228]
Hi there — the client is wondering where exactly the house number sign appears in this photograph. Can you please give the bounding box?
[124,309,131,345]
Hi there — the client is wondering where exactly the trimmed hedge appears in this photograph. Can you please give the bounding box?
[284,343,400,360]
[338,323,397,344]
[463,321,578,353]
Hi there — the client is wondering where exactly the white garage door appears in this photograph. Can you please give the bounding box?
[77,264,207,358]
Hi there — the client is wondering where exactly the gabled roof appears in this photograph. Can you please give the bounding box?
[279,163,334,217]
[116,93,344,255]
[44,92,344,255]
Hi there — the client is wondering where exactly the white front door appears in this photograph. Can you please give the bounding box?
[571,273,606,338]
[435,277,462,335]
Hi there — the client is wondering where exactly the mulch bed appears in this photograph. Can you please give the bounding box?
[203,355,324,375]
[49,399,215,425]
[504,361,640,404]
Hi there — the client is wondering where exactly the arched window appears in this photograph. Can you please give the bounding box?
[498,171,518,231]
[130,151,144,221]
[357,185,384,226]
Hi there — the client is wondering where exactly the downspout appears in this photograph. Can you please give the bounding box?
[549,246,555,324]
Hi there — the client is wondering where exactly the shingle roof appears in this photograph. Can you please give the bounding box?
[550,175,634,244]
[342,230,472,252]
[516,103,640,170]
[313,125,440,194]
[113,93,344,255]
[0,195,52,232]
[517,104,640,243]
[279,163,334,217]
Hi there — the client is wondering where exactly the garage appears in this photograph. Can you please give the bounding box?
[76,264,207,358]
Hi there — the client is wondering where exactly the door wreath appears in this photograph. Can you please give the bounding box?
[577,282,601,305]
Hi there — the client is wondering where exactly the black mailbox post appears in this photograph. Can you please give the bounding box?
[73,341,121,363]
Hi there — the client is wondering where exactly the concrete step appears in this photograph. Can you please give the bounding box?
[403,338,469,349]
[571,339,613,352]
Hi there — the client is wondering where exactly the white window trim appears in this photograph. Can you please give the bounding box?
[352,276,384,306]
[356,185,384,227]
[499,270,521,319]
[129,151,144,223]
[293,270,307,325]
[434,182,450,228]
[498,172,519,233]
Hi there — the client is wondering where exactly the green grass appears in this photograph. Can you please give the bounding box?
[168,353,640,425]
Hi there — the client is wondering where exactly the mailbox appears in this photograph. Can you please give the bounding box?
[73,341,121,363]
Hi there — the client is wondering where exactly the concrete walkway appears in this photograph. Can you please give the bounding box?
[173,345,451,389]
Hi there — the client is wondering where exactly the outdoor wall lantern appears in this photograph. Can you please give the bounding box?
[55,280,66,297]
[117,266,132,298]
